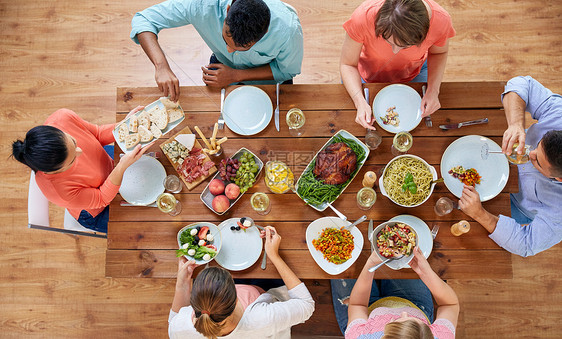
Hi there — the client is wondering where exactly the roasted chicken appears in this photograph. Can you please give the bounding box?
[313,142,357,185]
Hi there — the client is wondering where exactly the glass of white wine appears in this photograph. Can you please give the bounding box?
[251,192,271,215]
[286,108,305,137]
[156,193,182,216]
[391,131,413,155]
[357,187,377,210]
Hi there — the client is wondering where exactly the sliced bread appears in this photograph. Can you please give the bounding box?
[125,133,140,149]
[167,108,184,123]
[150,107,169,130]
[138,125,154,143]
[160,97,180,110]
[129,115,139,133]
[117,123,129,142]
[139,112,150,130]
[150,123,162,139]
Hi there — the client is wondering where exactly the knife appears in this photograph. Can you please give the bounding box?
[274,83,280,131]
[439,118,488,130]
[120,200,157,207]
[368,219,374,241]
[422,85,432,127]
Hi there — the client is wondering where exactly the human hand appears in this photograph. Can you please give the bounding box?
[502,125,526,155]
[201,63,239,88]
[176,256,199,290]
[421,88,441,117]
[155,66,180,102]
[366,250,383,267]
[409,246,432,277]
[118,142,154,168]
[125,106,145,120]
[458,184,483,219]
[355,99,376,130]
[260,226,281,259]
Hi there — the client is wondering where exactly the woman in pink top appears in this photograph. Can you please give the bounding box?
[168,226,315,338]
[333,247,459,338]
[341,0,455,129]
[12,108,150,232]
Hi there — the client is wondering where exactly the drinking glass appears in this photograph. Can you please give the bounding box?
[506,143,531,165]
[264,161,294,194]
[434,197,457,216]
[164,174,182,193]
[286,108,305,137]
[251,192,271,215]
[365,129,382,150]
[391,131,413,155]
[156,193,182,216]
[357,187,377,210]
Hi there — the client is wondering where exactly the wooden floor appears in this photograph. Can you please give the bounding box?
[1,0,561,337]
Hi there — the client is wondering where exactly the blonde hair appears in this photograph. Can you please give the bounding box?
[383,319,433,339]
[191,267,237,339]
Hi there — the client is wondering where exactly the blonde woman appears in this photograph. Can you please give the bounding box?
[168,226,315,338]
[332,247,459,338]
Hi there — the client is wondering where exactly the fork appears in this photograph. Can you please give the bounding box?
[431,224,440,239]
[422,85,432,127]
[218,88,225,129]
[254,224,275,270]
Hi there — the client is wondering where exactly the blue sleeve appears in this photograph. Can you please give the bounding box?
[489,214,562,257]
[501,76,555,121]
[130,0,195,44]
[269,25,303,82]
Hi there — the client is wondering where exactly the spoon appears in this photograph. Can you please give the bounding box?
[368,254,404,273]
[327,203,347,221]
[345,215,367,230]
[430,178,444,185]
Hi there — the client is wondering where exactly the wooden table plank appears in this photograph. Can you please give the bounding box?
[109,192,511,223]
[105,249,512,280]
[116,82,505,112]
[116,109,508,139]
[108,220,502,251]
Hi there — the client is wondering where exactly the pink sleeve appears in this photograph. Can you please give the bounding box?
[430,318,456,338]
[343,5,369,44]
[63,109,116,145]
[431,11,456,47]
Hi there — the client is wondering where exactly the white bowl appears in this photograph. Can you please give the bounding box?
[379,154,438,207]
[370,215,432,270]
[372,84,422,133]
[177,222,222,265]
[440,135,509,201]
[306,217,364,275]
[119,155,166,205]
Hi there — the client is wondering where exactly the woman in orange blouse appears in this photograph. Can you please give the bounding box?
[12,108,150,232]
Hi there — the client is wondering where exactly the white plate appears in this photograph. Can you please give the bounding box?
[379,154,438,207]
[223,86,273,135]
[177,222,222,265]
[372,84,422,133]
[306,217,364,275]
[215,218,263,271]
[370,215,432,270]
[440,135,509,201]
[119,155,166,205]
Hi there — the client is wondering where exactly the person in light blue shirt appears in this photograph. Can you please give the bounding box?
[131,0,303,101]
[459,76,562,257]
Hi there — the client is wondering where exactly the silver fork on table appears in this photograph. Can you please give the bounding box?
[254,224,274,270]
[218,88,225,129]
[431,224,440,239]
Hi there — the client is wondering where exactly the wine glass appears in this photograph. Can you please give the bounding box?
[251,192,271,215]
[156,193,182,216]
[434,197,457,216]
[357,187,377,210]
[391,131,413,155]
[286,108,305,137]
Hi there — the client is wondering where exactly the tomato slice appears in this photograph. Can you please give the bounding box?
[198,226,209,239]
[205,244,217,251]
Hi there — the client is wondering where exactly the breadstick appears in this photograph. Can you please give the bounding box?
[211,123,218,149]
[216,136,228,145]
[194,126,213,150]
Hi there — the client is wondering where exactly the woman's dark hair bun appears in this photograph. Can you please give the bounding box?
[11,125,68,173]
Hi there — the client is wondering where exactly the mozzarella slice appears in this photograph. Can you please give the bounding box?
[175,134,196,151]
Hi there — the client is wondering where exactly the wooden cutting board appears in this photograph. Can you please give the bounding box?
[159,125,217,191]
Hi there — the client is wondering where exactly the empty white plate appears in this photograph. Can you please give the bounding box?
[119,155,166,205]
[215,218,263,271]
[372,84,422,133]
[223,86,273,135]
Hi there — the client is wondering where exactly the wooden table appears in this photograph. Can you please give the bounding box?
[107,82,515,280]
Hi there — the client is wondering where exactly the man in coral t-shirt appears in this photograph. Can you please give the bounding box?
[341,0,456,129]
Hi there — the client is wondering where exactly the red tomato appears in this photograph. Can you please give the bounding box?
[198,226,209,239]
[205,244,217,251]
